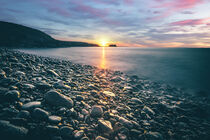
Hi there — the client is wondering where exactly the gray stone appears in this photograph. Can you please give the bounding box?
[22,101,42,110]
[32,108,49,120]
[45,90,74,108]
[90,105,103,117]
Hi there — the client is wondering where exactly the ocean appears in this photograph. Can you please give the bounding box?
[18,47,210,94]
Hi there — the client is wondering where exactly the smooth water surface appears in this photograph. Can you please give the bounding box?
[19,47,210,94]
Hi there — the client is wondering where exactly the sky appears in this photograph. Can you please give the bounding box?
[0,0,210,47]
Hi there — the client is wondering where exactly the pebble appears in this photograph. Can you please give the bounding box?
[102,91,115,97]
[145,131,163,140]
[17,110,30,119]
[74,130,84,139]
[143,106,155,116]
[118,117,133,128]
[48,115,62,123]
[98,119,113,133]
[90,105,103,117]
[22,101,42,110]
[130,98,143,104]
[60,126,74,138]
[5,90,20,101]
[45,90,74,108]
[95,136,109,140]
[32,108,49,120]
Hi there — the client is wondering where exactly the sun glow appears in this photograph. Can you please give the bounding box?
[99,39,108,47]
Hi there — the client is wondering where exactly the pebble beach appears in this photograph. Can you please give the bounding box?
[0,48,209,140]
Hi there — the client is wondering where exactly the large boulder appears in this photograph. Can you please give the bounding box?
[45,90,73,108]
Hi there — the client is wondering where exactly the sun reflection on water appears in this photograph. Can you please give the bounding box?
[100,47,106,69]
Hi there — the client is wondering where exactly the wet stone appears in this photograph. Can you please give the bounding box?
[143,106,155,116]
[45,90,74,108]
[60,126,74,138]
[102,91,115,97]
[22,101,42,110]
[145,131,163,140]
[0,120,28,140]
[74,130,84,139]
[95,136,109,140]
[32,108,49,120]
[48,115,62,124]
[90,105,103,117]
[130,98,143,104]
[76,95,84,101]
[118,117,133,128]
[98,119,113,133]
[5,90,20,101]
[17,110,30,119]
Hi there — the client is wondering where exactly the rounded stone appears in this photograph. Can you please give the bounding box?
[32,108,49,120]
[5,90,20,101]
[90,105,103,117]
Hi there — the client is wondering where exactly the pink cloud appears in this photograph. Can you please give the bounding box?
[152,0,204,19]
[71,1,108,18]
[124,0,134,5]
[170,17,210,26]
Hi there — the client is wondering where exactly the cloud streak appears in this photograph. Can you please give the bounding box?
[170,17,210,26]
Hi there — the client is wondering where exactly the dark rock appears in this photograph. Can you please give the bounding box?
[45,90,74,108]
[32,108,49,120]
[90,105,103,117]
[143,106,155,116]
[36,81,52,90]
[130,98,143,104]
[47,70,59,77]
[60,126,74,138]
[76,95,84,101]
[118,117,133,128]
[5,90,20,101]
[145,131,163,140]
[17,110,30,119]
[0,120,28,140]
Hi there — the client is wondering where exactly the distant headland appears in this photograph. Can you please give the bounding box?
[109,44,117,47]
[0,21,98,48]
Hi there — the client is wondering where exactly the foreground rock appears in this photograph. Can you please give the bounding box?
[0,120,28,140]
[45,90,74,108]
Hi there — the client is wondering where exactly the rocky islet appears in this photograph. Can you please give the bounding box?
[0,48,209,140]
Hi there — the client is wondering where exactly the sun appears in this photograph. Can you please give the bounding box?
[99,39,108,47]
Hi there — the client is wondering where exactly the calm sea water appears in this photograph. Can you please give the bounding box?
[18,47,210,94]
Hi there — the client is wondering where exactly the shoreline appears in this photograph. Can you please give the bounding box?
[0,48,209,140]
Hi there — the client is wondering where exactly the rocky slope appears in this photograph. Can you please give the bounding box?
[0,49,209,140]
[0,21,98,48]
